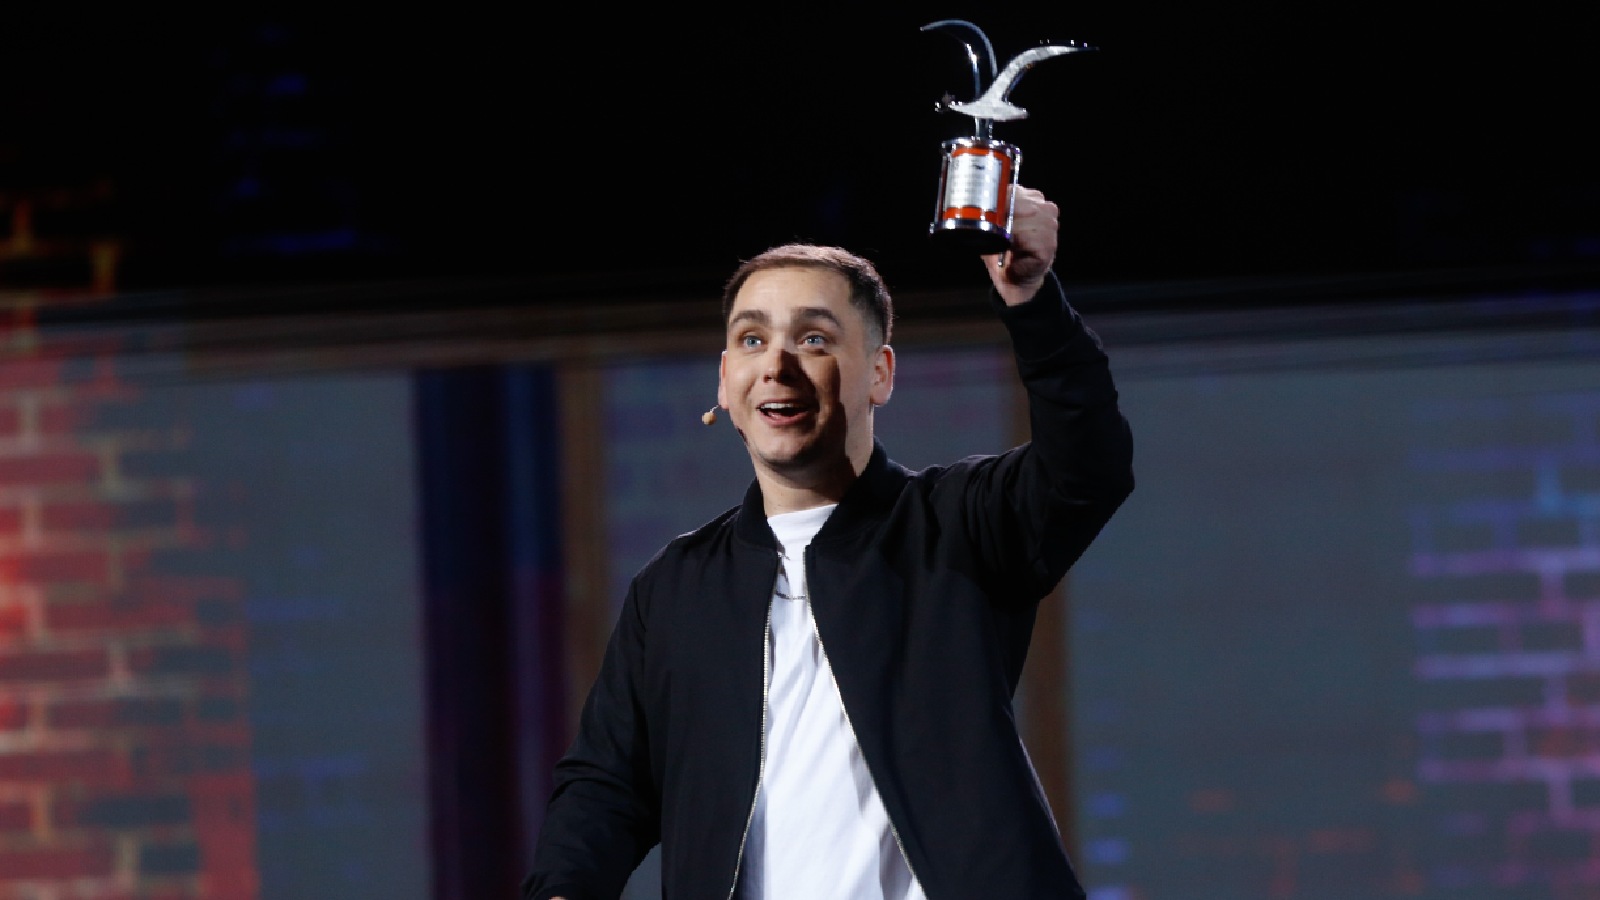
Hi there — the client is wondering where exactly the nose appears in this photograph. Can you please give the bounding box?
[761,345,798,383]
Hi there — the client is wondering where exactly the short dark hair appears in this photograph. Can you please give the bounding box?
[720,244,894,347]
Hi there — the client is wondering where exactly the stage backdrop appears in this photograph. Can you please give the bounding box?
[1070,315,1600,899]
[0,356,428,900]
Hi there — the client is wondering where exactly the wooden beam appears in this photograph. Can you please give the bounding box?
[557,361,611,746]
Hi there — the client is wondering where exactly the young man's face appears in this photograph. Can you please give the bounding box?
[717,266,894,489]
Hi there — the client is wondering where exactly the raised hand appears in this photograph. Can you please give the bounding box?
[983,186,1060,307]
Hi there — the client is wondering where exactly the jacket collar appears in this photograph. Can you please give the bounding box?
[732,440,907,549]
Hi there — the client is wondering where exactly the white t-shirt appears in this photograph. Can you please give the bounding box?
[736,504,927,900]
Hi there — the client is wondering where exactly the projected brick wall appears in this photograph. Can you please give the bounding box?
[1411,391,1600,894]
[1,192,256,898]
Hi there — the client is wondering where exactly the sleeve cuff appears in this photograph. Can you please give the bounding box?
[992,271,1105,363]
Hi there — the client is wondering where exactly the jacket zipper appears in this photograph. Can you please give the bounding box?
[1018,735,1065,840]
[726,598,773,900]
[803,549,927,894]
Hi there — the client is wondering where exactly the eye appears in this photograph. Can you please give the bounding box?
[801,333,828,347]
[739,334,763,349]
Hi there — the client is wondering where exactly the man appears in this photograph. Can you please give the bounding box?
[524,186,1134,900]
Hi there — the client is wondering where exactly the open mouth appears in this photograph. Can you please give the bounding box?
[758,401,812,425]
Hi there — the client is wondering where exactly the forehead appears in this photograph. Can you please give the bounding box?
[728,266,863,328]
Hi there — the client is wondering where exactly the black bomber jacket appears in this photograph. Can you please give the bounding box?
[526,274,1135,900]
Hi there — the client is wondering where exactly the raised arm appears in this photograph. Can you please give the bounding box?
[949,185,1135,602]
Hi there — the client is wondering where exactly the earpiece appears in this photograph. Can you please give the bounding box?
[701,406,719,425]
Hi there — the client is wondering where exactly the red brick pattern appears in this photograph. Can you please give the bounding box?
[1,192,258,897]
[1412,393,1600,892]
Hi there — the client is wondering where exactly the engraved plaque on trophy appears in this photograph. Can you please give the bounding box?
[922,20,1094,254]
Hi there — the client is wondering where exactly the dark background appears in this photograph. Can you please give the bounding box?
[3,6,1596,301]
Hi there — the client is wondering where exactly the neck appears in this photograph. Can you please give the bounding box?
[756,462,855,516]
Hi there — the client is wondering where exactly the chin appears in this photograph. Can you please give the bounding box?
[755,448,814,473]
[745,421,852,477]
[754,441,828,474]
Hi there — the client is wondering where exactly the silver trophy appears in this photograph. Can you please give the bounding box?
[923,20,1094,254]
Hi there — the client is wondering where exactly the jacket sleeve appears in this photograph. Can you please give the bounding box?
[949,270,1135,603]
[523,581,660,900]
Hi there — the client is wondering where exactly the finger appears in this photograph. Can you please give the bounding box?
[1009,197,1058,239]
[1008,192,1059,251]
[1009,218,1057,260]
[1012,184,1045,205]
[1013,198,1059,229]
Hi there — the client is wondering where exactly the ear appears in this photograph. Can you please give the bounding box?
[870,344,895,407]
[716,350,729,411]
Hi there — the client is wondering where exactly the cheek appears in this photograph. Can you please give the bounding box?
[812,365,845,399]
[837,364,866,397]
[725,365,760,404]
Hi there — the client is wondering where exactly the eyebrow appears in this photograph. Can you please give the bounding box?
[727,307,845,331]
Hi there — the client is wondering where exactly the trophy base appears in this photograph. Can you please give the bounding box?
[929,218,1012,256]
